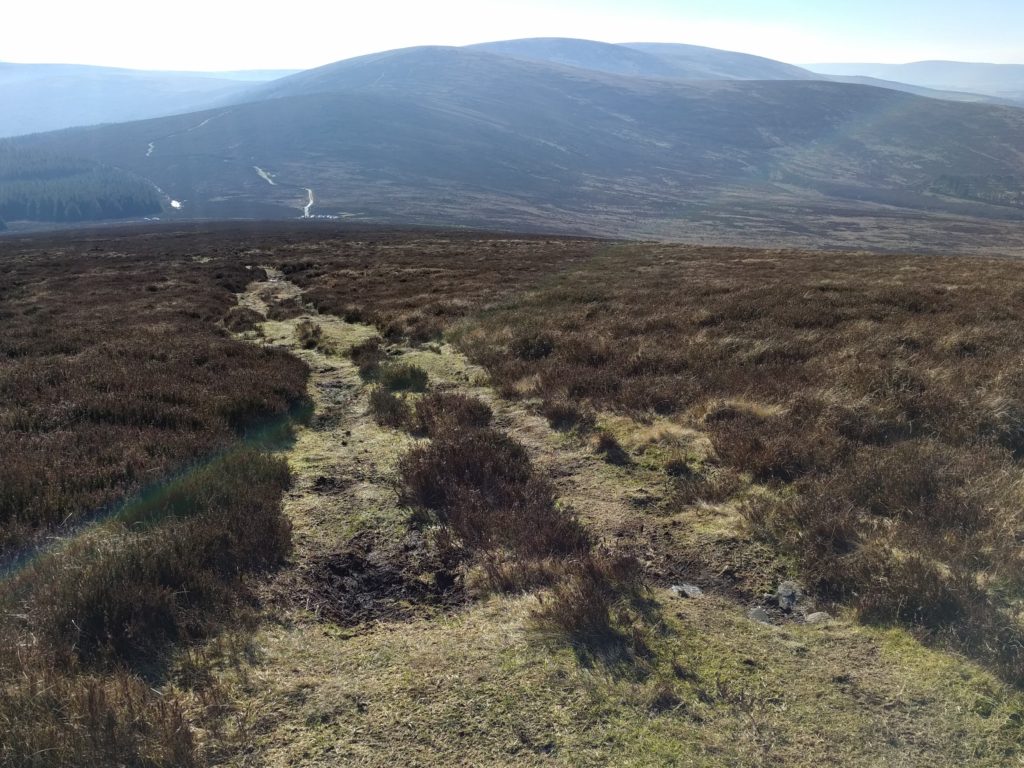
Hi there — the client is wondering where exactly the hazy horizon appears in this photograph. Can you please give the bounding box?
[4,0,1023,72]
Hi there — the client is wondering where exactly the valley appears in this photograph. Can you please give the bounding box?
[4,39,1024,252]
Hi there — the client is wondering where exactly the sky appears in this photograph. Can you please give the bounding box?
[3,0,1023,72]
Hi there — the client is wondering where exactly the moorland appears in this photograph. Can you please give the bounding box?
[4,223,1024,766]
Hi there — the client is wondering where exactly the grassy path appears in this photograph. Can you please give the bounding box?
[208,271,1024,767]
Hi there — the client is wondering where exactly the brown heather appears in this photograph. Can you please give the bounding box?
[0,230,309,766]
[281,239,1024,684]
[7,224,1024,763]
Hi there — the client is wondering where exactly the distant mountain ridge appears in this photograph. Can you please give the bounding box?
[467,38,815,80]
[5,39,1024,252]
[809,61,1024,101]
[0,63,292,138]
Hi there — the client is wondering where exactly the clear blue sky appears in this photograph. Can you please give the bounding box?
[3,0,1022,71]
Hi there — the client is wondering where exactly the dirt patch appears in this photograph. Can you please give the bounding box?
[310,475,354,495]
[304,531,464,626]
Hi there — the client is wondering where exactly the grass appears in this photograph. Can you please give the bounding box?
[281,237,1024,685]
[215,593,1024,767]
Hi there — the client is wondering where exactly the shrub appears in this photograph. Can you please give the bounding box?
[26,449,292,667]
[223,306,265,333]
[349,337,386,378]
[594,432,630,465]
[533,551,645,651]
[369,386,412,429]
[413,392,492,437]
[0,664,201,768]
[294,319,323,349]
[399,428,590,560]
[541,399,596,432]
[510,332,555,360]
[378,362,429,392]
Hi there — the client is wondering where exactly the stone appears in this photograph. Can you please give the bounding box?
[806,612,832,625]
[748,606,772,624]
[775,581,802,612]
[670,584,704,599]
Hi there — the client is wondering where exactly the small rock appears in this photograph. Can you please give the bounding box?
[805,612,832,625]
[670,584,704,599]
[748,607,772,624]
[775,581,802,612]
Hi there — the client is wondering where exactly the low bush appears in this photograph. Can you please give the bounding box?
[594,432,630,465]
[295,319,323,350]
[510,332,555,360]
[369,386,412,429]
[349,337,386,378]
[541,399,596,432]
[378,362,429,392]
[0,662,201,768]
[223,306,265,333]
[400,428,590,562]
[533,551,647,655]
[413,392,492,437]
[24,449,291,668]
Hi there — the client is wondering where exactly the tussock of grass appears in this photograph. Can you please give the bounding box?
[378,362,429,392]
[348,336,386,378]
[295,318,324,350]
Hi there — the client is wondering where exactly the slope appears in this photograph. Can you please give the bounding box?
[8,45,1024,250]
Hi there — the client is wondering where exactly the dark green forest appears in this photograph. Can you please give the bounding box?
[0,144,161,222]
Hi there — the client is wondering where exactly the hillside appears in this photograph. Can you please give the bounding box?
[468,37,816,80]
[0,63,287,138]
[6,43,1024,250]
[6,225,1024,767]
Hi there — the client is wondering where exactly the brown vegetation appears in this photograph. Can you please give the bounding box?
[8,223,1024,763]
[279,235,1024,684]
[0,245,306,554]
[0,231,309,766]
[377,362,429,392]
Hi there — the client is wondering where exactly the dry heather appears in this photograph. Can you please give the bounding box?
[7,224,1024,765]
[282,240,1024,684]
[0,232,309,767]
[378,387,645,653]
